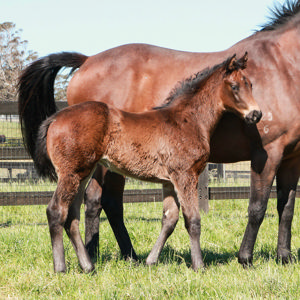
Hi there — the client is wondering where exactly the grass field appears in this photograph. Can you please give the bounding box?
[0,198,299,299]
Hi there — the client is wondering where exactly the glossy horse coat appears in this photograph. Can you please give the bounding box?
[19,0,300,266]
[34,56,260,272]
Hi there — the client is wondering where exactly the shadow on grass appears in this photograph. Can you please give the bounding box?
[99,216,161,223]
[0,221,47,227]
[95,245,237,269]
[95,245,300,270]
[0,220,12,228]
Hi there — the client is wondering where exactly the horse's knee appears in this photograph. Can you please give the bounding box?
[248,202,267,226]
[162,210,179,235]
[46,202,67,226]
[184,215,201,238]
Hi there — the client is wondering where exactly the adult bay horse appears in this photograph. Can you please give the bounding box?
[19,0,300,267]
[33,55,261,272]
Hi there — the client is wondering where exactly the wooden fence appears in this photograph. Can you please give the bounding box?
[1,102,299,208]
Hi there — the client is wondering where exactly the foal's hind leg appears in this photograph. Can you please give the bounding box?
[47,175,81,273]
[146,183,180,265]
[64,177,94,273]
[276,157,300,264]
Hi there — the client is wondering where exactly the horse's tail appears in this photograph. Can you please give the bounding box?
[34,115,57,181]
[18,52,88,159]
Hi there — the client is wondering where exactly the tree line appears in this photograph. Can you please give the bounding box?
[0,22,68,102]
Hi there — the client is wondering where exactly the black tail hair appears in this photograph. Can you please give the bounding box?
[34,115,57,181]
[18,52,87,159]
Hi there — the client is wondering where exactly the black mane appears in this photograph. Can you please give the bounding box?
[153,56,233,110]
[259,0,300,31]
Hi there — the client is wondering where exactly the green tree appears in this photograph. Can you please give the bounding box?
[0,22,38,102]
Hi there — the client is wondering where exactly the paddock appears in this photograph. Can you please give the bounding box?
[0,101,300,298]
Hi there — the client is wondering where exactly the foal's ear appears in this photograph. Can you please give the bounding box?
[226,54,237,72]
[238,52,248,70]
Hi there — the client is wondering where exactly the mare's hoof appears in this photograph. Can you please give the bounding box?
[277,250,293,265]
[125,256,139,266]
[238,255,253,268]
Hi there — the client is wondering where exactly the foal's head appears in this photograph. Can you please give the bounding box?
[221,53,262,124]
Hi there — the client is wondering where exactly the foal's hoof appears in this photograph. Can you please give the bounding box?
[145,259,157,266]
[54,268,66,274]
[54,263,67,273]
[82,264,95,274]
[192,263,206,273]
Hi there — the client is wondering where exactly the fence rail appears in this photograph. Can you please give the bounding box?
[1,186,299,206]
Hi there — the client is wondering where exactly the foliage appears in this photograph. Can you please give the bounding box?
[54,73,69,102]
[0,21,69,103]
[0,22,38,102]
[0,199,299,299]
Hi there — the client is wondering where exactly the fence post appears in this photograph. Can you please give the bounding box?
[198,166,209,213]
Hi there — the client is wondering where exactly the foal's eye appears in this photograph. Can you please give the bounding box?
[231,84,239,91]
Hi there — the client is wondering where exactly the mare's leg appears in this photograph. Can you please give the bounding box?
[101,170,138,260]
[84,166,105,259]
[238,145,283,266]
[85,166,137,261]
[64,177,94,273]
[276,157,300,263]
[173,174,204,271]
[146,183,180,265]
[46,175,81,273]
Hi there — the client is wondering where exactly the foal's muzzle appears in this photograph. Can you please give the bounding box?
[245,110,262,125]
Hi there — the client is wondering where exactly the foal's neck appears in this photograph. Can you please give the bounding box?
[168,78,224,138]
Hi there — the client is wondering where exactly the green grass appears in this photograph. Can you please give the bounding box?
[0,120,21,139]
[0,198,299,299]
[0,178,160,193]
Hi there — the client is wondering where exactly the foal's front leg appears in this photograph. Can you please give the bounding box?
[146,183,180,265]
[173,174,204,271]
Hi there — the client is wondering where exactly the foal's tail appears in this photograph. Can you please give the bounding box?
[18,52,88,159]
[34,115,57,181]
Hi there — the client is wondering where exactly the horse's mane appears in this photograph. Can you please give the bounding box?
[259,0,300,31]
[153,56,233,110]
